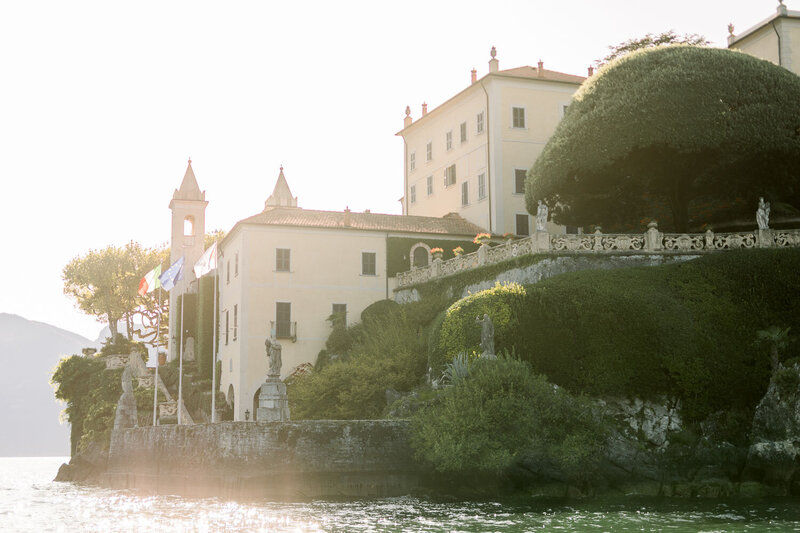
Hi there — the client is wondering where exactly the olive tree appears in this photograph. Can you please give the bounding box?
[527,46,800,232]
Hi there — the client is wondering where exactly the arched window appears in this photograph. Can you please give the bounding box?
[253,389,260,422]
[183,215,195,236]
[409,242,431,269]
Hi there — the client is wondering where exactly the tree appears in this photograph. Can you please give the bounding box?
[527,46,800,232]
[62,242,164,339]
[596,31,709,66]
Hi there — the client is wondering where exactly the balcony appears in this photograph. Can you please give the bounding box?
[271,320,297,342]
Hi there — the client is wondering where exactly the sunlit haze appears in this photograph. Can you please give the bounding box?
[0,0,777,339]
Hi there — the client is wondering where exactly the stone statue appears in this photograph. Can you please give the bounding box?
[266,334,282,379]
[536,200,549,232]
[757,197,771,230]
[475,313,496,359]
[184,336,195,362]
[113,365,139,430]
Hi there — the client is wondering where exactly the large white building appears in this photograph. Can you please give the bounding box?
[398,48,587,236]
[168,165,483,421]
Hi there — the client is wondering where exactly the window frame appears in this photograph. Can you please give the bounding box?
[426,141,432,161]
[361,251,377,276]
[426,175,433,196]
[446,131,453,151]
[444,164,456,187]
[275,302,292,339]
[461,181,469,206]
[478,172,487,200]
[515,213,531,236]
[410,184,416,204]
[332,303,347,326]
[233,304,238,341]
[514,168,527,195]
[512,106,526,129]
[410,151,416,171]
[275,248,291,272]
[460,121,467,143]
[476,111,484,134]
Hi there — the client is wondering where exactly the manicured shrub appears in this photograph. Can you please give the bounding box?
[410,356,606,477]
[435,282,527,374]
[360,299,401,322]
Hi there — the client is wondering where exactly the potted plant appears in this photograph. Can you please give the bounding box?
[473,232,491,245]
[430,247,444,260]
[452,246,464,256]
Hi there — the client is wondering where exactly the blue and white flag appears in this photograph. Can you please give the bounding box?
[159,256,184,291]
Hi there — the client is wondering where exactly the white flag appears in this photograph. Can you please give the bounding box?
[193,242,218,278]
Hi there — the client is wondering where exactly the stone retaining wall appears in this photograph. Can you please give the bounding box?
[103,420,421,499]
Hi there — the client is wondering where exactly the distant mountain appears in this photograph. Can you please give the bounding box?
[0,313,97,456]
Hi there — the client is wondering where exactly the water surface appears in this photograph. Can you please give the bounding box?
[1,457,798,532]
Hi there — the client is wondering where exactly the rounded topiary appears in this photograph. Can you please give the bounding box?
[360,299,402,323]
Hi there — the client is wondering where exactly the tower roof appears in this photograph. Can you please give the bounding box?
[265,166,298,209]
[172,159,205,202]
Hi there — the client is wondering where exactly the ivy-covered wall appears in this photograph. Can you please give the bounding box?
[387,237,479,277]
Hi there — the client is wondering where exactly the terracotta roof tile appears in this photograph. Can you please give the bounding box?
[232,207,486,236]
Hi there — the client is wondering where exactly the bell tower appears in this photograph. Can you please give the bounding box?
[168,159,208,360]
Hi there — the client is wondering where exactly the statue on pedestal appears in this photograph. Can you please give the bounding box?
[757,197,771,230]
[475,313,496,359]
[536,200,549,232]
[113,365,139,430]
[265,334,282,379]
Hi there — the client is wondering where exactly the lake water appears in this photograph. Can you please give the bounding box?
[1,457,799,532]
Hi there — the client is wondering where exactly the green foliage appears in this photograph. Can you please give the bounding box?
[435,283,526,375]
[360,299,401,322]
[529,46,800,232]
[442,352,472,385]
[288,314,427,419]
[439,248,800,421]
[99,334,144,356]
[410,356,606,477]
[596,30,709,66]
[174,293,198,346]
[51,355,122,454]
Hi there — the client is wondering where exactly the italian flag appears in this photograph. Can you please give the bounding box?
[138,264,162,296]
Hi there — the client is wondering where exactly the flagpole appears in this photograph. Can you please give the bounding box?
[210,242,219,423]
[178,283,185,426]
[153,286,162,426]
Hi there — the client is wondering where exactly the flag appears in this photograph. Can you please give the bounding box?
[159,256,185,291]
[193,242,218,278]
[138,264,162,296]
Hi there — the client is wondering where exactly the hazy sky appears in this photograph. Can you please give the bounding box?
[0,0,780,339]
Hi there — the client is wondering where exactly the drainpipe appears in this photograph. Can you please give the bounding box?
[385,232,390,300]
[771,20,783,66]
[479,79,493,233]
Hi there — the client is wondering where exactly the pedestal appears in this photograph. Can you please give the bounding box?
[757,228,773,248]
[533,231,551,253]
[257,378,290,422]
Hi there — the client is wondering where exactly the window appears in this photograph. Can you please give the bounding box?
[446,131,452,151]
[410,152,416,171]
[234,253,239,277]
[412,246,429,268]
[516,214,530,236]
[226,260,230,284]
[426,141,432,161]
[512,107,526,128]
[410,185,416,204]
[445,164,456,187]
[426,176,433,196]
[275,302,292,338]
[362,252,376,275]
[233,304,238,341]
[225,310,229,345]
[276,248,290,272]
[478,173,487,200]
[332,303,347,326]
[460,122,467,143]
[477,111,484,134]
[461,181,469,206]
[561,103,570,117]
[515,169,527,194]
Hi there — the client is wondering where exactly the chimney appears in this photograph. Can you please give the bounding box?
[403,106,412,128]
[489,46,499,73]
[587,65,594,77]
[422,102,428,116]
[343,207,351,226]
[471,68,477,84]
[537,60,544,77]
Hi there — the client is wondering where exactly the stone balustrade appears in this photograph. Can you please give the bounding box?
[396,223,800,288]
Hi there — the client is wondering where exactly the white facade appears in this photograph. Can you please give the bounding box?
[399,51,586,236]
